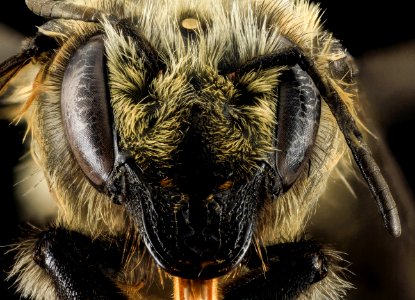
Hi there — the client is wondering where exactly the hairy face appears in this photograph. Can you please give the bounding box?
[102,12,282,276]
[25,0,345,279]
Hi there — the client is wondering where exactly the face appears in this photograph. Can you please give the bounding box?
[59,15,287,278]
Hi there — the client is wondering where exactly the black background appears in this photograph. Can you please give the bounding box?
[0,1,414,299]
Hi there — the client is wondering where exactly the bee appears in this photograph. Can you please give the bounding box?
[0,0,401,299]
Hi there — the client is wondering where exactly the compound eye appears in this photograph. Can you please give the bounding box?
[276,65,321,189]
[61,36,114,191]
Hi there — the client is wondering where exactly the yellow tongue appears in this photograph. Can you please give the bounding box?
[174,277,218,300]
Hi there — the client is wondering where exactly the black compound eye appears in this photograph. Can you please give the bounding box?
[61,35,114,191]
[275,65,321,189]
